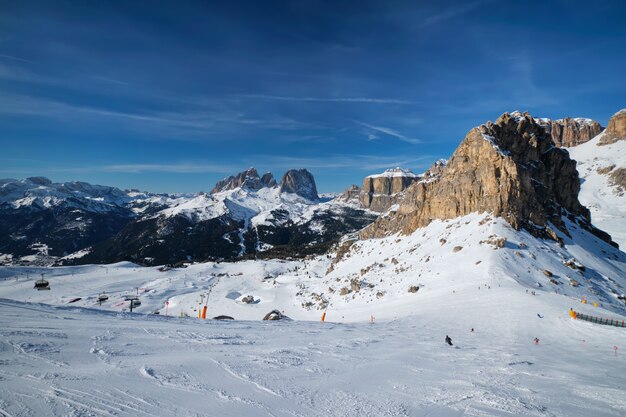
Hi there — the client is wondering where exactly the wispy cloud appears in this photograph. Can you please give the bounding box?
[256,154,434,172]
[0,53,33,63]
[100,162,237,174]
[22,161,239,175]
[419,1,489,27]
[355,121,423,144]
[92,75,130,86]
[237,94,414,105]
[0,93,318,138]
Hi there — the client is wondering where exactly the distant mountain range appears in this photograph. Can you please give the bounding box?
[0,168,376,265]
[1,109,625,267]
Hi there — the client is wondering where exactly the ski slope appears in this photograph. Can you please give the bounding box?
[0,288,624,417]
[0,214,625,416]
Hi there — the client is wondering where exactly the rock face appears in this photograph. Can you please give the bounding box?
[359,168,420,212]
[211,168,276,194]
[599,109,626,145]
[339,185,361,203]
[279,169,319,200]
[538,117,602,147]
[361,111,616,247]
[260,172,277,187]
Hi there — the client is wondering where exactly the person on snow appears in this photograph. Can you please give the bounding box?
[445,335,453,346]
[534,337,539,345]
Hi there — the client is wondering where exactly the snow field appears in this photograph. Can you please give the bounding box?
[0,213,625,416]
[567,134,626,249]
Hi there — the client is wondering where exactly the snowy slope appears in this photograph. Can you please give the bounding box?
[0,294,624,417]
[157,185,353,229]
[567,134,626,248]
[1,213,625,415]
[2,214,624,321]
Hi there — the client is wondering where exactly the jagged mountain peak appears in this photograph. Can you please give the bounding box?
[505,110,603,148]
[361,112,617,247]
[210,168,279,194]
[279,169,319,200]
[260,172,277,188]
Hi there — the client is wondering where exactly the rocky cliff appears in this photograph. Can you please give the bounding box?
[359,168,420,212]
[599,109,626,145]
[210,168,276,194]
[361,111,616,247]
[538,117,602,147]
[279,169,319,200]
[339,185,361,203]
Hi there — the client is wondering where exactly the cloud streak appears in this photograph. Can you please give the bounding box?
[0,93,318,138]
[237,94,414,105]
[256,153,434,172]
[419,1,489,27]
[355,121,423,144]
[0,54,33,63]
[101,163,237,174]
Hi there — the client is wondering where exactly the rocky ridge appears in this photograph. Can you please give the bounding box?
[599,109,626,145]
[358,163,447,213]
[537,117,603,148]
[361,111,616,247]
[210,168,276,194]
[359,168,420,212]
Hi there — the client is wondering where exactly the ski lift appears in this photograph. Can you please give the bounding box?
[34,276,50,290]
[126,296,140,312]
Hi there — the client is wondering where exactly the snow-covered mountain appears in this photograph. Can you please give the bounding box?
[0,177,167,265]
[1,110,625,416]
[0,169,376,266]
[568,109,626,249]
[82,168,374,265]
[0,209,624,416]
[358,162,447,213]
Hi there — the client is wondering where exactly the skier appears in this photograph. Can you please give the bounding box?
[534,337,539,346]
[445,335,453,346]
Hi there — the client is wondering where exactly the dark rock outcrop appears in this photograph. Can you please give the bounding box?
[538,117,602,147]
[279,169,319,200]
[263,309,287,320]
[599,109,626,145]
[361,111,616,247]
[211,168,263,194]
[261,172,277,187]
[213,315,234,320]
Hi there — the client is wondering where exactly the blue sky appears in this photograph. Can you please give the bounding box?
[1,0,625,193]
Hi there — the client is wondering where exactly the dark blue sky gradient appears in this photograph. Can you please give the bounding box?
[1,0,625,193]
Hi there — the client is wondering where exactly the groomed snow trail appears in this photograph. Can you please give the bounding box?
[0,296,624,417]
